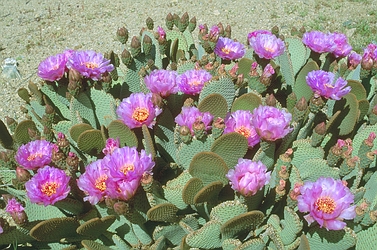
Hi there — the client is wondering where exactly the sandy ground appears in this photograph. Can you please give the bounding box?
[0,0,376,124]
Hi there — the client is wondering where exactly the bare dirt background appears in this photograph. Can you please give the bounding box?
[0,0,376,124]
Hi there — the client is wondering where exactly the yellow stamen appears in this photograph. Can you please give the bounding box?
[27,153,43,162]
[41,182,59,197]
[121,164,134,176]
[83,62,99,69]
[315,196,336,214]
[132,107,149,122]
[235,126,251,138]
[221,47,231,54]
[95,175,108,192]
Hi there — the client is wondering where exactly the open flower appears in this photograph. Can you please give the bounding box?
[247,30,272,46]
[106,178,141,201]
[224,110,260,147]
[249,33,285,59]
[38,53,67,81]
[104,146,155,182]
[252,105,292,141]
[302,31,336,53]
[77,159,110,205]
[297,177,356,230]
[5,197,27,224]
[116,92,162,129]
[177,69,212,95]
[25,166,70,206]
[226,159,271,196]
[306,70,351,100]
[175,106,213,135]
[67,50,114,81]
[214,37,245,60]
[15,140,54,170]
[144,69,178,97]
[331,32,352,58]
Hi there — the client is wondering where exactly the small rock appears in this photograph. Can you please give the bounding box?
[1,58,21,80]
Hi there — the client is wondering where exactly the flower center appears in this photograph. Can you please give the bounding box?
[235,126,251,138]
[264,46,275,53]
[83,62,99,69]
[95,175,108,192]
[315,196,336,214]
[132,107,149,122]
[27,153,43,162]
[121,164,134,176]
[189,80,201,86]
[221,47,231,54]
[41,182,60,197]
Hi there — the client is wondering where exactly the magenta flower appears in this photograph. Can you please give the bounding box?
[5,197,27,224]
[224,110,260,147]
[348,52,362,69]
[38,53,67,81]
[116,92,162,129]
[214,37,246,60]
[77,159,109,205]
[67,50,114,81]
[144,69,178,97]
[106,178,140,201]
[175,106,213,135]
[15,140,54,170]
[25,166,70,206]
[251,106,292,141]
[361,43,377,69]
[330,32,352,58]
[247,30,272,46]
[262,64,275,78]
[102,138,120,156]
[250,33,285,59]
[297,177,356,230]
[157,26,166,39]
[177,69,212,95]
[226,159,271,196]
[306,70,351,100]
[104,146,155,182]
[302,31,337,54]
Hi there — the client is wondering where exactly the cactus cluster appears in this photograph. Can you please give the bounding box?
[1,13,377,249]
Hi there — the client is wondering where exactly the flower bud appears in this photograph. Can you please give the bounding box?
[165,13,174,30]
[225,24,231,38]
[145,17,154,30]
[265,94,277,107]
[188,16,196,32]
[121,48,133,66]
[116,27,129,44]
[16,167,31,182]
[314,122,326,135]
[143,35,153,55]
[178,12,189,32]
[113,201,129,216]
[130,36,141,58]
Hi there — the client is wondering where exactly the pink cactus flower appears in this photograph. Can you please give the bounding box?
[25,166,70,206]
[226,159,271,196]
[224,110,260,147]
[214,37,246,60]
[250,33,285,59]
[144,69,178,97]
[176,69,212,95]
[175,106,213,135]
[37,53,67,81]
[251,105,292,141]
[302,31,337,54]
[247,30,272,46]
[306,70,351,100]
[297,177,356,230]
[102,138,120,156]
[67,50,114,81]
[116,92,162,129]
[15,140,54,170]
[330,32,352,58]
[106,178,141,201]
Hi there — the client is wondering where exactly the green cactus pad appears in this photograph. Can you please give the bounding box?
[331,92,359,136]
[210,200,248,224]
[306,226,356,250]
[277,50,295,87]
[30,217,80,242]
[18,87,30,103]
[164,170,192,209]
[81,240,112,250]
[287,37,310,74]
[89,88,117,127]
[352,123,377,158]
[41,84,70,119]
[199,77,235,111]
[77,129,105,155]
[166,30,189,52]
[220,210,264,239]
[280,206,303,245]
[188,151,229,185]
[112,234,131,250]
[197,93,228,119]
[176,61,196,74]
[356,223,377,250]
[0,119,13,149]
[0,223,36,245]
[291,139,325,167]
[293,60,319,101]
[210,132,249,169]
[54,197,85,215]
[298,158,339,182]
[146,203,179,222]
[348,80,367,100]
[107,120,138,148]
[358,99,370,121]
[231,92,262,113]
[142,124,156,159]
[238,237,266,250]
[222,238,242,250]
[193,181,224,204]
[238,58,253,76]
[70,93,97,128]
[182,177,203,205]
[153,224,187,246]
[186,220,222,249]
[69,123,93,142]
[76,215,116,238]
[154,108,177,163]
[13,120,37,145]
[177,136,214,169]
